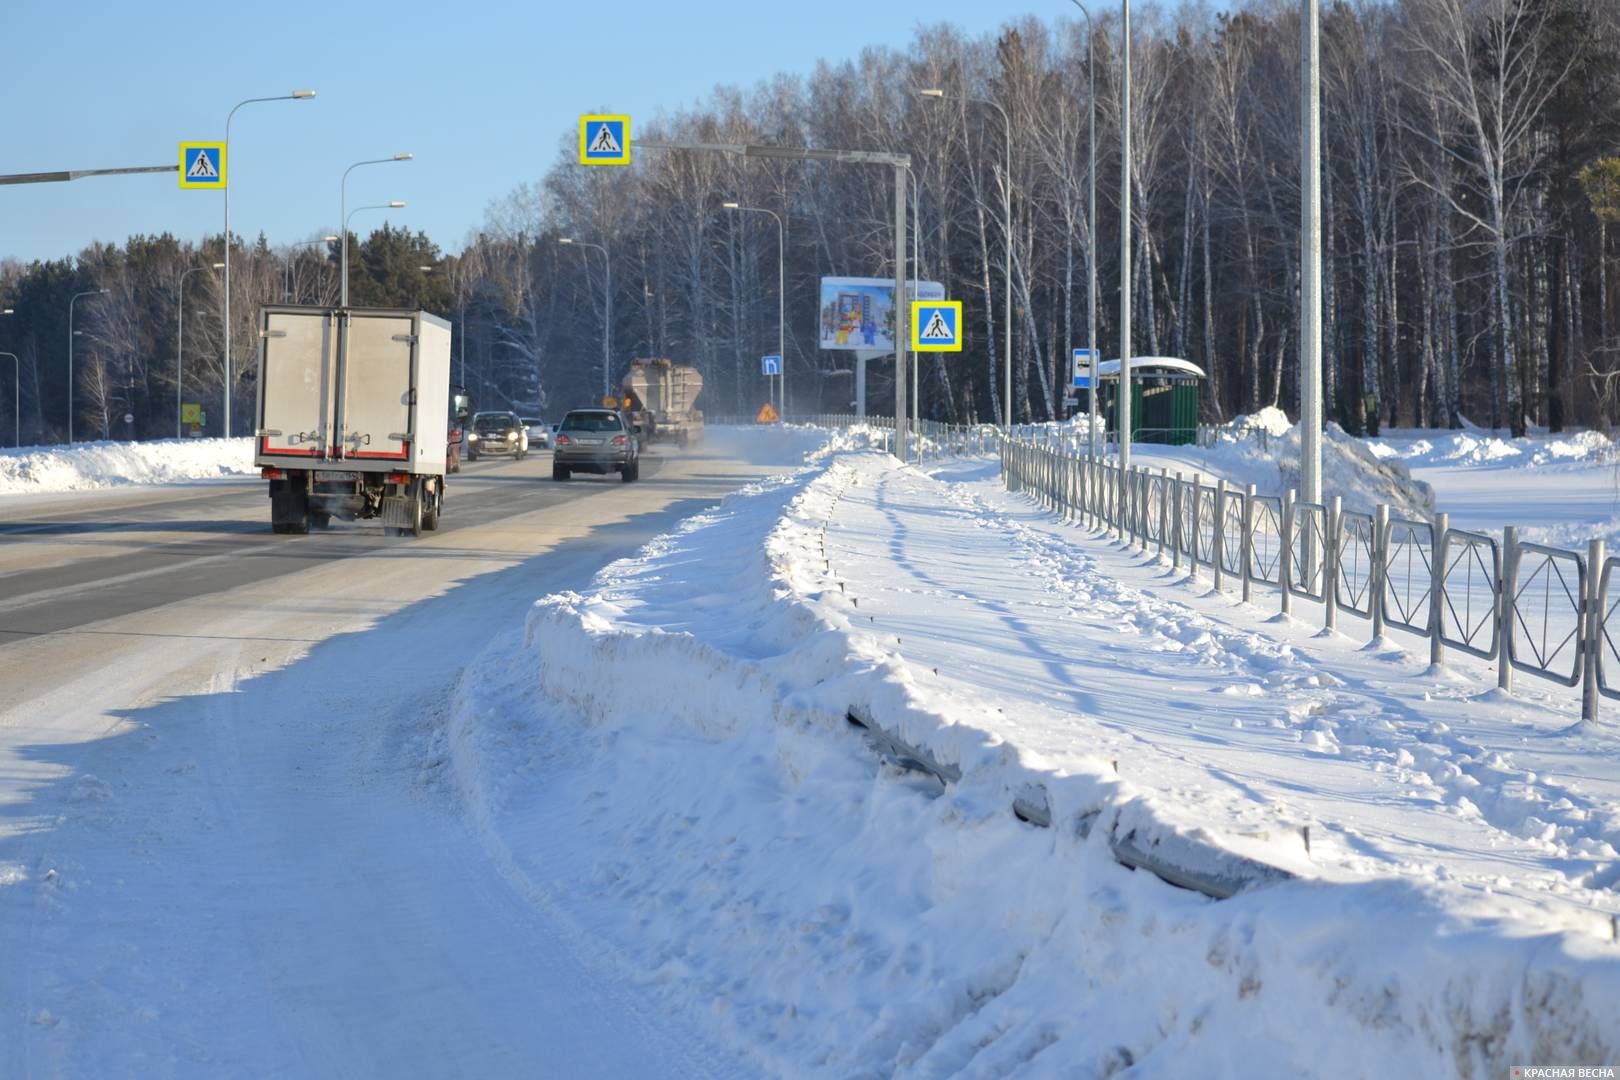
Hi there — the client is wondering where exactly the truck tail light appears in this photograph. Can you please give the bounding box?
[387,472,410,485]
[261,467,284,479]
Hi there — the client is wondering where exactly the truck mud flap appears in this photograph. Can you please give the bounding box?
[379,495,417,530]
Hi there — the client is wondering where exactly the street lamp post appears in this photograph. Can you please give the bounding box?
[0,307,13,445]
[1070,0,1100,461]
[177,263,224,438]
[223,90,316,440]
[1119,0,1133,480]
[342,202,407,306]
[67,288,108,444]
[722,202,785,416]
[0,352,16,448]
[1301,0,1323,506]
[341,154,413,307]
[285,235,339,303]
[558,238,612,400]
[921,88,1012,427]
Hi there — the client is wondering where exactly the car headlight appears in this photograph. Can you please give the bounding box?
[506,431,518,441]
[468,432,479,441]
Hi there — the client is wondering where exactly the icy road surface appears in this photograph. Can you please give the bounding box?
[0,433,815,1077]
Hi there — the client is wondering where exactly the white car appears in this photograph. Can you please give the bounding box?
[466,411,529,461]
[521,417,550,449]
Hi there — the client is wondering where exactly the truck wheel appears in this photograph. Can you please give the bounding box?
[468,448,479,462]
[311,510,332,530]
[423,482,441,531]
[553,465,570,481]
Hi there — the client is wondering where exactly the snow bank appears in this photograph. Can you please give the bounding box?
[0,438,255,496]
[1201,408,1437,519]
[450,443,1620,1076]
[1369,429,1616,469]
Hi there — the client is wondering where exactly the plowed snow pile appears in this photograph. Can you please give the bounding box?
[0,438,254,495]
[450,432,1618,1077]
[1130,407,1436,519]
[1366,427,1620,549]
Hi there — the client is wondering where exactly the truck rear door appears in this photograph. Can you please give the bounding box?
[337,311,415,464]
[258,308,338,461]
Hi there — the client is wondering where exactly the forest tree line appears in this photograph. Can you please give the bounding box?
[3,0,1619,444]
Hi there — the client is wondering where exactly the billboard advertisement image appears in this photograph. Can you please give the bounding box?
[818,276,945,352]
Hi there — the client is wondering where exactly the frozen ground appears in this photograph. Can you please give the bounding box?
[457,428,1620,1076]
[0,438,254,496]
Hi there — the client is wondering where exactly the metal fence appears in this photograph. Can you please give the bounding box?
[996,432,1613,724]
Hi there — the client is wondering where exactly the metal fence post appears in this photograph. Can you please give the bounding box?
[1372,504,1389,641]
[1586,538,1605,723]
[1189,474,1201,581]
[1171,473,1184,571]
[1430,512,1448,670]
[1213,478,1227,593]
[1242,483,1256,604]
[1158,468,1169,559]
[1280,489,1295,618]
[1498,525,1517,694]
[1325,495,1341,633]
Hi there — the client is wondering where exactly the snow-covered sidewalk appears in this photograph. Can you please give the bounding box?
[453,434,1620,1075]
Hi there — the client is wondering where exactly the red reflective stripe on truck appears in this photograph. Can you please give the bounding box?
[259,436,322,457]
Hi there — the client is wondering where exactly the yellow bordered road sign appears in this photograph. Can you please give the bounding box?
[179,142,227,189]
[579,115,631,165]
[912,299,963,352]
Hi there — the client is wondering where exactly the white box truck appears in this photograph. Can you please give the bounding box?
[253,305,461,536]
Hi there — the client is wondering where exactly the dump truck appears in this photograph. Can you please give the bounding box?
[620,358,704,447]
[253,305,457,537]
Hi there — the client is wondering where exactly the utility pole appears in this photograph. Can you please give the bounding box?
[1300,0,1323,505]
[1119,0,1133,475]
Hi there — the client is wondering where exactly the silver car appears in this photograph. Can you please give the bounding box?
[552,409,639,482]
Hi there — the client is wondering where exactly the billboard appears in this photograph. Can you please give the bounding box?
[818,276,945,352]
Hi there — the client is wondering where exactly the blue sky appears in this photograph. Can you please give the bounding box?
[2,0,1051,264]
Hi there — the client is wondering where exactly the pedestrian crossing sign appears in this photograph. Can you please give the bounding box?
[911,300,962,352]
[179,142,227,189]
[579,115,631,165]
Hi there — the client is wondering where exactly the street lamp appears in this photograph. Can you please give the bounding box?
[1119,1,1133,480]
[222,89,316,440]
[558,238,612,400]
[177,263,224,438]
[921,87,1012,428]
[1070,0,1101,461]
[67,288,109,444]
[723,202,786,416]
[285,235,338,303]
[340,153,413,307]
[342,202,407,305]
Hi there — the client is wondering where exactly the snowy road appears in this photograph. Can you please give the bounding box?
[0,437,795,1077]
